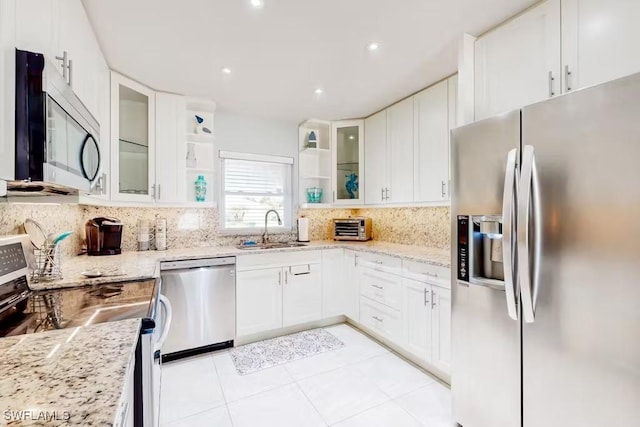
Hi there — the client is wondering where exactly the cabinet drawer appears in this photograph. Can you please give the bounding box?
[359,267,402,310]
[360,296,403,344]
[402,260,450,288]
[357,252,402,272]
[237,250,321,271]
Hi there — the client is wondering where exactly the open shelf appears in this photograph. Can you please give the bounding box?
[186,167,214,173]
[300,175,331,180]
[301,147,331,154]
[186,133,215,143]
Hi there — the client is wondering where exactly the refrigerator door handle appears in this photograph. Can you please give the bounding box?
[502,148,519,321]
[518,145,542,323]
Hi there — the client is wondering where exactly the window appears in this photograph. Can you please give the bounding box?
[220,151,293,231]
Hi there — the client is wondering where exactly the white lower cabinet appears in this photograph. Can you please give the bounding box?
[431,285,452,373]
[343,250,360,321]
[360,296,404,345]
[321,249,346,318]
[236,252,322,337]
[404,279,433,360]
[282,263,321,327]
[236,268,283,337]
[402,277,451,374]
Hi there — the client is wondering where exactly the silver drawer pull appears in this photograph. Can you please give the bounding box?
[372,315,384,322]
[374,293,384,298]
[373,260,383,265]
[371,284,383,290]
[424,272,438,278]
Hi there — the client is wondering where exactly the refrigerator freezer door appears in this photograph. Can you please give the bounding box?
[522,73,640,426]
[450,110,521,427]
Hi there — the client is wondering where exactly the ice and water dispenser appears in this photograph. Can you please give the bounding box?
[457,215,504,284]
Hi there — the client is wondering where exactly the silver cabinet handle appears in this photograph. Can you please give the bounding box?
[354,255,358,267]
[431,290,436,309]
[502,148,519,321]
[55,51,69,83]
[518,145,542,323]
[278,271,282,285]
[284,270,288,284]
[381,187,385,202]
[372,315,384,322]
[68,58,73,88]
[564,65,572,92]
[441,181,446,198]
[423,288,428,306]
[371,284,383,290]
[151,184,156,199]
[385,187,390,200]
[373,260,383,265]
[157,184,161,200]
[425,271,438,278]
[548,71,555,97]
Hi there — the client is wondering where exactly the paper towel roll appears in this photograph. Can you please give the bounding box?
[297,217,310,242]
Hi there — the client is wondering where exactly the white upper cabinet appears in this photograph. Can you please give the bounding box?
[474,0,561,120]
[110,72,156,202]
[155,93,186,203]
[386,98,414,203]
[562,0,640,92]
[364,110,387,204]
[14,0,59,62]
[332,120,364,204]
[413,79,450,202]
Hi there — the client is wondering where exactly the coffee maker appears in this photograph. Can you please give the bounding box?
[85,217,123,256]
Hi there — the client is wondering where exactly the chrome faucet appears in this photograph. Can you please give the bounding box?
[263,210,282,244]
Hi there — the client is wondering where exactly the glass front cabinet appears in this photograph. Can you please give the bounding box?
[332,120,364,205]
[110,72,156,202]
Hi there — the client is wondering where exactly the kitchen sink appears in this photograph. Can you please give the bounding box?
[236,242,309,250]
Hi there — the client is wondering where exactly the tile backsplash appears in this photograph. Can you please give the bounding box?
[0,202,450,256]
[299,206,451,249]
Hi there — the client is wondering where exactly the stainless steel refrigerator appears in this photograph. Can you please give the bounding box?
[450,72,640,427]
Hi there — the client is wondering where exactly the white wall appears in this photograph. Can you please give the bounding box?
[214,111,299,205]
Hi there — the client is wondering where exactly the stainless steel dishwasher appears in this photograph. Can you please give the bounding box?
[160,257,235,361]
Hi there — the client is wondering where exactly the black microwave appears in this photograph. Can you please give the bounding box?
[12,49,101,195]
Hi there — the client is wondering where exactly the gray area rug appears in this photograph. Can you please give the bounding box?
[229,328,345,375]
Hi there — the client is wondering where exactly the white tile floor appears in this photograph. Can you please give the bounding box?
[160,323,455,427]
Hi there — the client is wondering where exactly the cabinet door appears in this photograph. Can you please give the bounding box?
[343,250,359,321]
[283,263,321,327]
[155,92,186,203]
[403,279,432,362]
[562,0,640,92]
[413,80,449,202]
[236,268,283,336]
[431,286,451,374]
[0,0,16,180]
[475,0,561,120]
[332,120,364,204]
[321,249,345,318]
[14,0,59,64]
[386,97,414,203]
[110,72,156,202]
[364,110,387,204]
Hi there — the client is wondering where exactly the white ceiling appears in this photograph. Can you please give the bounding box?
[82,0,535,122]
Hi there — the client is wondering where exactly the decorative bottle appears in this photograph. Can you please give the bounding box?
[195,175,207,202]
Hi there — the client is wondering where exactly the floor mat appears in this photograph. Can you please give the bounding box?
[229,328,345,375]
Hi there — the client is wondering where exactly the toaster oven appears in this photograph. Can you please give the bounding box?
[333,218,372,241]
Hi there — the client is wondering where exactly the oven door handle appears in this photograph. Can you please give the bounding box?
[153,294,173,353]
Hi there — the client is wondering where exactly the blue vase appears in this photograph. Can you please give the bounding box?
[195,175,207,202]
[345,173,358,199]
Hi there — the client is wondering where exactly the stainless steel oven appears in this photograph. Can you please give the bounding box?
[12,49,103,195]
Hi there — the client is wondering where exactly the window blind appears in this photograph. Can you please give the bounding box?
[221,155,292,230]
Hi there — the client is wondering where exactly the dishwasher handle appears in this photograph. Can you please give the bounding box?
[160,257,235,271]
[154,294,173,353]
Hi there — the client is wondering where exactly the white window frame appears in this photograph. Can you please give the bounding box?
[219,150,294,235]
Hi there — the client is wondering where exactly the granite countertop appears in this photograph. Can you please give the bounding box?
[0,318,141,426]
[30,240,451,291]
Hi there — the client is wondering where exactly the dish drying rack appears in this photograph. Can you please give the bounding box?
[31,244,63,282]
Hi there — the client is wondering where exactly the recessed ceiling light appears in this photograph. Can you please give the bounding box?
[314,88,323,95]
[368,42,380,51]
[250,0,264,9]
[349,135,355,140]
[221,67,232,74]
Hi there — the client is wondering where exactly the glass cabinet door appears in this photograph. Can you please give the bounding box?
[333,120,364,204]
[111,72,155,201]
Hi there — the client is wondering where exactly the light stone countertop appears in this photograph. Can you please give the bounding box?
[0,318,141,426]
[30,240,451,291]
